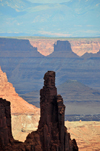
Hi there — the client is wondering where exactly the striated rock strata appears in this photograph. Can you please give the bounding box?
[0,67,40,141]
[29,38,100,56]
[0,71,78,151]
[0,66,39,115]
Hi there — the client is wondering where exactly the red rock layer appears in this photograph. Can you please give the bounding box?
[0,66,40,115]
[0,71,78,151]
[0,98,14,149]
[29,38,100,56]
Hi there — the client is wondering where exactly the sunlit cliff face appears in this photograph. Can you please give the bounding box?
[29,38,100,56]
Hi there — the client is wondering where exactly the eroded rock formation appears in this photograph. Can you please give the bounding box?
[29,38,100,56]
[0,66,39,115]
[36,71,78,151]
[0,98,13,148]
[0,66,40,141]
[48,40,79,58]
[0,71,78,151]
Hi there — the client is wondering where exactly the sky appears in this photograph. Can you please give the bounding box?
[0,0,100,37]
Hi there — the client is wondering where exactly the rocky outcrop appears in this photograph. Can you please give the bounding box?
[0,67,40,141]
[36,71,78,151]
[29,39,55,56]
[0,38,43,57]
[48,40,79,58]
[0,98,14,149]
[0,98,25,151]
[0,66,40,114]
[29,38,100,56]
[12,114,39,142]
[0,71,78,151]
[70,38,100,56]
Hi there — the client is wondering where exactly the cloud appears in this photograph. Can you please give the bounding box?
[39,31,71,37]
[96,3,99,7]
[8,31,20,33]
[17,22,23,25]
[80,30,100,34]
[27,0,71,3]
[87,25,93,27]
[74,25,82,27]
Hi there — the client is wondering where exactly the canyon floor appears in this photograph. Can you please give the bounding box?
[65,121,100,151]
[12,121,100,151]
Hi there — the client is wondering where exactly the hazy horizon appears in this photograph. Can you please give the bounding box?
[0,0,100,37]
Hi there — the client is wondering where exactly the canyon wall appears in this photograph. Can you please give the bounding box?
[12,114,38,142]
[0,67,40,140]
[0,98,14,148]
[0,37,100,119]
[0,37,100,95]
[29,38,100,56]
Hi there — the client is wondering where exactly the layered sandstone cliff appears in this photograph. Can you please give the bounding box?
[0,66,39,115]
[29,38,100,56]
[69,38,100,56]
[0,67,40,140]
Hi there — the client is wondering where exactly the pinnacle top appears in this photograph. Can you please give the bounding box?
[44,71,55,87]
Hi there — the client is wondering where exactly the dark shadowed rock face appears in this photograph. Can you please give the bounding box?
[0,71,78,151]
[0,38,43,57]
[48,40,79,58]
[0,98,13,148]
[54,40,72,52]
[37,71,78,151]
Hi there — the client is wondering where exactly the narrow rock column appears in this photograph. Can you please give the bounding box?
[39,71,57,128]
[0,98,13,148]
[37,71,78,151]
[57,95,65,151]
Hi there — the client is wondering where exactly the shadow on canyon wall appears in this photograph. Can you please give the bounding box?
[0,37,100,120]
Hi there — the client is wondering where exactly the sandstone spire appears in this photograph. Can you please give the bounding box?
[37,71,78,151]
[0,71,78,151]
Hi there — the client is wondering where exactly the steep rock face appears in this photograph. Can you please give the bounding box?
[0,98,25,151]
[24,71,78,151]
[0,66,40,115]
[48,40,79,58]
[0,98,14,149]
[36,71,78,151]
[0,38,43,57]
[1,71,78,151]
[0,67,40,141]
[70,38,100,56]
[29,38,100,56]
[29,39,55,56]
[12,114,39,142]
